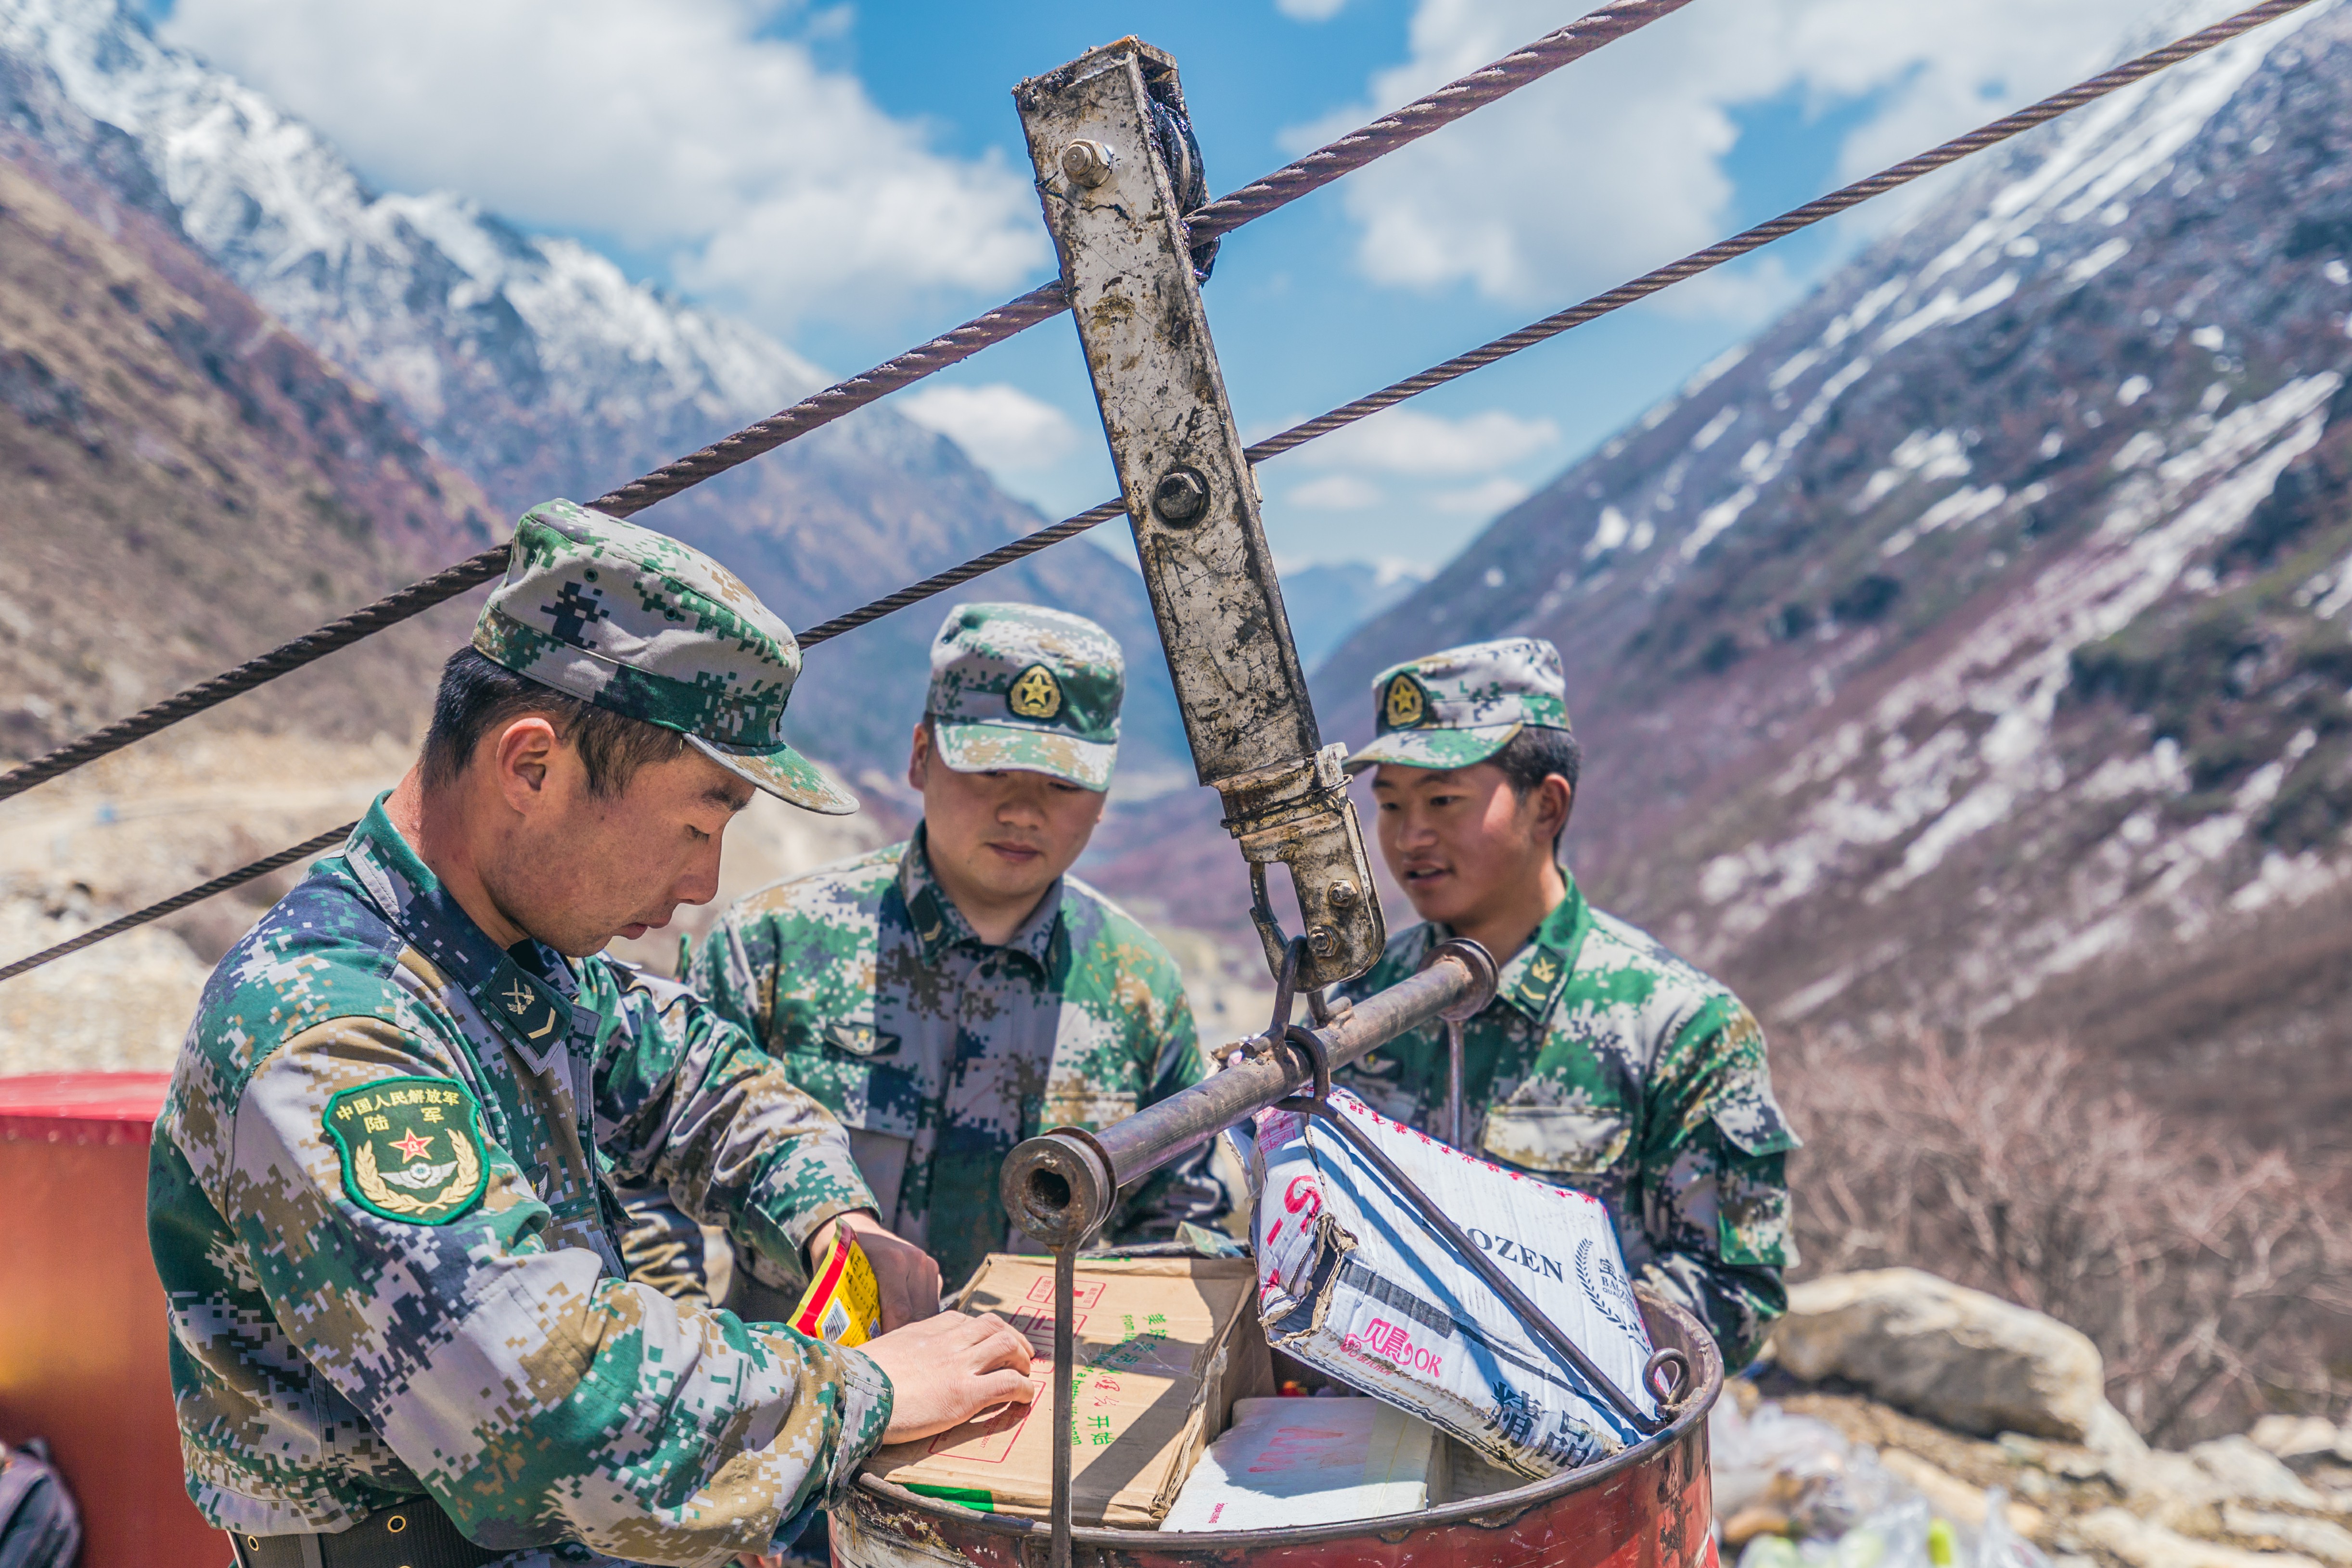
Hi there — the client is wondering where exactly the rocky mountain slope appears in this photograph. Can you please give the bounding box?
[0,65,489,760]
[0,0,1191,792]
[0,84,507,1062]
[1320,0,2352,1141]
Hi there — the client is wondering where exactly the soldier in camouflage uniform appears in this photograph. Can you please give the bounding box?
[1331,637,1800,1369]
[148,500,1033,1568]
[689,603,1222,1295]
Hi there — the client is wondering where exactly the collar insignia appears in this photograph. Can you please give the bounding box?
[500,979,536,1017]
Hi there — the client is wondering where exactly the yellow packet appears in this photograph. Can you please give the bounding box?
[791,1227,882,1347]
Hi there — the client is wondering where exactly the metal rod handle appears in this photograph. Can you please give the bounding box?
[998,941,1497,1248]
[1050,1245,1076,1568]
[1445,1018,1466,1149]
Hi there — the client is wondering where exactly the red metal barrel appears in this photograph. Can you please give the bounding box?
[0,1072,221,1568]
[838,1292,1721,1568]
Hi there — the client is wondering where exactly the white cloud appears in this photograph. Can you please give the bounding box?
[1301,0,2186,314]
[1434,476,1531,515]
[1278,0,1351,19]
[160,0,1049,328]
[899,383,1079,473]
[1291,474,1385,510]
[1297,407,1559,476]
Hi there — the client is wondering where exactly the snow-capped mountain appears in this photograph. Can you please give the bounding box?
[1323,0,2352,1129]
[0,0,1189,785]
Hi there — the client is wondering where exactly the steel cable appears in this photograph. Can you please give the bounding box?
[0,0,1692,809]
[590,0,1697,518]
[0,821,358,984]
[0,0,2309,978]
[807,0,2317,639]
[0,550,513,803]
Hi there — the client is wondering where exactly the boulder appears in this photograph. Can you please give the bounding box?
[2250,1415,2348,1469]
[2078,1508,2323,1568]
[1770,1270,2105,1441]
[2189,1437,2327,1509]
[2221,1505,2352,1567]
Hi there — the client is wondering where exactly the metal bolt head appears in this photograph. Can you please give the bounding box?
[1061,139,1115,188]
[1152,466,1210,525]
[1327,880,1359,909]
[1306,925,1339,958]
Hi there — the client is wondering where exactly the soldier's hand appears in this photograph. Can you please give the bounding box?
[863,1310,1036,1443]
[826,1211,942,1331]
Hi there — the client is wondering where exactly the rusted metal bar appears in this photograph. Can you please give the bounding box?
[1012,39,1383,994]
[998,941,1496,1250]
[1048,1243,1077,1568]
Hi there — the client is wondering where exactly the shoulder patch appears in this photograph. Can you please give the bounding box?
[323,1075,489,1225]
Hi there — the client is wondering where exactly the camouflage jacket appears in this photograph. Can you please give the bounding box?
[148,798,892,1565]
[690,831,1221,1291]
[1331,877,1799,1368]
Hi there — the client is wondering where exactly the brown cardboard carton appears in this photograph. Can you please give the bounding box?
[861,1254,1270,1526]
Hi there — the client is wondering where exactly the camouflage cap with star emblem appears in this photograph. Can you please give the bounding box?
[924,602,1123,791]
[471,498,857,814]
[1344,636,1572,773]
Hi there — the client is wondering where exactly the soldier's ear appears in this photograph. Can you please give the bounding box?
[1530,773,1573,842]
[906,721,932,792]
[491,715,562,812]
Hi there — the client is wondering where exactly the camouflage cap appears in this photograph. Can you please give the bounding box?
[471,499,857,814]
[924,603,1122,791]
[1344,636,1572,774]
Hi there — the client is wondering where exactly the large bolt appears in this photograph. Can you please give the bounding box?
[1327,880,1359,909]
[1061,140,1115,188]
[1307,925,1339,958]
[1152,466,1210,525]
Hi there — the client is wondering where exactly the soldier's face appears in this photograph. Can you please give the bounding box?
[475,721,755,955]
[908,723,1105,916]
[1371,762,1562,928]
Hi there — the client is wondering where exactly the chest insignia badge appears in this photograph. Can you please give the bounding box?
[324,1075,490,1226]
[1007,663,1063,721]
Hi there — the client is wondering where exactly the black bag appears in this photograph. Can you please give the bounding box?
[0,1439,81,1568]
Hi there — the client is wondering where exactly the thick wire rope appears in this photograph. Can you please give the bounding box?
[0,0,2311,979]
[0,0,1694,810]
[806,0,2316,643]
[0,550,514,803]
[0,821,357,984]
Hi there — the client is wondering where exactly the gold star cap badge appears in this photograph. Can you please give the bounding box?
[1383,672,1429,729]
[1007,663,1063,720]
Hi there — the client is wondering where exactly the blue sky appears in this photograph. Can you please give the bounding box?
[153,0,2189,570]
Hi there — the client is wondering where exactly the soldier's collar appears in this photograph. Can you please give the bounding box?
[344,796,586,1072]
[900,827,1065,966]
[1491,876,1592,1021]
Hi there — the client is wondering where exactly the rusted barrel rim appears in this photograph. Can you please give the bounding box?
[852,1285,1723,1549]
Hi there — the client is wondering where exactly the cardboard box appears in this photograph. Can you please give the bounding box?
[1251,1092,1659,1477]
[861,1254,1270,1526]
[1161,1395,1437,1531]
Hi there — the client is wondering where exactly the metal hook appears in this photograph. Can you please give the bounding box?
[1266,933,1305,1046]
[1644,1346,1692,1409]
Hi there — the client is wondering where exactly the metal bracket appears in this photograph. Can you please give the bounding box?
[1014,38,1384,992]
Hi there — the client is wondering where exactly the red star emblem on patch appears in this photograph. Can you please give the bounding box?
[390,1129,435,1162]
